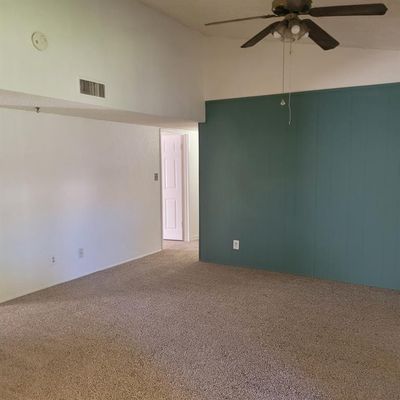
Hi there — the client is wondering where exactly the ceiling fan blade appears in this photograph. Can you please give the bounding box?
[303,19,339,50]
[205,15,278,26]
[309,3,388,17]
[241,21,282,48]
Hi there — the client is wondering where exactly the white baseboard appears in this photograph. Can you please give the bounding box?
[0,249,162,305]
[99,249,162,271]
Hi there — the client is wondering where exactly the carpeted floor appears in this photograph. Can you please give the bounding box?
[1,241,399,400]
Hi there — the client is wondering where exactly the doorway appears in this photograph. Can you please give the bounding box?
[160,129,199,245]
[161,133,184,241]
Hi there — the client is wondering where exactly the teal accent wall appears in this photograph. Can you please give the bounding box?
[199,83,400,290]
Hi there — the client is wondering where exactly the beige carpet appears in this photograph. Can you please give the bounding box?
[1,241,399,400]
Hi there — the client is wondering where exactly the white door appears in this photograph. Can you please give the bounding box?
[162,134,183,241]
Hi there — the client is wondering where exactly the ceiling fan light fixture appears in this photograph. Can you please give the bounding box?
[271,18,309,42]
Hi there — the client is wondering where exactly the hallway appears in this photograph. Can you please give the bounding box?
[163,240,199,252]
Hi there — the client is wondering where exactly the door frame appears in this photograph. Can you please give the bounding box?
[160,129,190,245]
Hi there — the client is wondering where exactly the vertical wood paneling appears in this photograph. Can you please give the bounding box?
[200,83,400,290]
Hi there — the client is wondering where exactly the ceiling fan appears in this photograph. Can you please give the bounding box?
[205,0,388,50]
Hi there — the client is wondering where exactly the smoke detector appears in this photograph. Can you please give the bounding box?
[31,32,48,51]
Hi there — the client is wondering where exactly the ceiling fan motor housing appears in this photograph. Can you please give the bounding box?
[272,0,313,15]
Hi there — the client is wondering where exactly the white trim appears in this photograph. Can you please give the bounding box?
[0,249,162,304]
[183,134,190,242]
[159,129,164,248]
[97,249,162,271]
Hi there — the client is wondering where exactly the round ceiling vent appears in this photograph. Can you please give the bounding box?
[31,32,48,51]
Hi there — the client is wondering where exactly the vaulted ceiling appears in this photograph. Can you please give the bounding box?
[139,0,400,50]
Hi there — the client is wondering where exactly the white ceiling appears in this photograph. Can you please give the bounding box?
[139,0,400,50]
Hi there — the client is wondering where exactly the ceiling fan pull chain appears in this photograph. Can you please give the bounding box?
[288,41,293,126]
[280,40,286,107]
[280,39,293,126]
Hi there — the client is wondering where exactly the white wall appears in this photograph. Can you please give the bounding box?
[0,108,161,303]
[0,0,204,123]
[204,37,400,100]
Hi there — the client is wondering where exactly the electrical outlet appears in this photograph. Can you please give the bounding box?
[78,248,84,258]
[233,240,240,251]
[154,173,159,181]
[51,256,56,264]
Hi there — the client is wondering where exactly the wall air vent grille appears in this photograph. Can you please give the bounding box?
[79,79,105,98]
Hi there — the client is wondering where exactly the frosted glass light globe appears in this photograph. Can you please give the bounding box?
[273,31,282,39]
[291,24,301,35]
